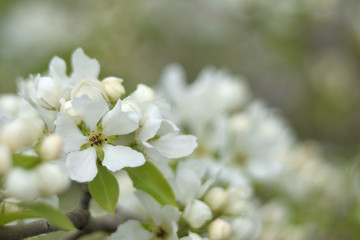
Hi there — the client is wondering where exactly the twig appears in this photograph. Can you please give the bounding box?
[0,183,140,240]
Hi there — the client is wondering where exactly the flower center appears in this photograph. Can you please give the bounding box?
[88,132,108,147]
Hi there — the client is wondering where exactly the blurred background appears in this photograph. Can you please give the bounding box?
[0,0,359,162]
[1,1,360,239]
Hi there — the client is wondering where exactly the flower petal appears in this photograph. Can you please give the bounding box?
[49,56,67,81]
[65,148,97,182]
[72,95,108,132]
[102,144,145,172]
[150,133,197,159]
[102,99,139,136]
[71,48,100,83]
[54,113,88,153]
[108,220,152,240]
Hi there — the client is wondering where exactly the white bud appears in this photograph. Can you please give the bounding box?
[102,77,125,102]
[230,114,252,133]
[5,168,39,201]
[71,78,108,102]
[204,187,228,212]
[40,134,63,161]
[183,200,213,228]
[0,118,43,151]
[36,163,70,196]
[230,217,260,240]
[208,219,231,240]
[131,84,156,102]
[223,199,253,216]
[0,144,12,175]
[34,76,63,109]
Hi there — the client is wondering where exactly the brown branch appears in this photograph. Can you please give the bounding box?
[0,184,141,240]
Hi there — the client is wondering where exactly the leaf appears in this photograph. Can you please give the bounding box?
[21,202,74,230]
[126,161,177,207]
[88,163,119,214]
[0,210,40,225]
[12,154,40,169]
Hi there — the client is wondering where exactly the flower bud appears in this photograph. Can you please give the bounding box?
[183,200,212,228]
[102,77,125,102]
[5,168,39,201]
[40,134,63,161]
[0,144,12,175]
[208,219,231,240]
[71,78,108,102]
[0,118,43,151]
[204,187,228,212]
[0,94,20,116]
[36,163,70,196]
[60,100,81,124]
[230,217,260,240]
[131,84,156,102]
[34,76,63,109]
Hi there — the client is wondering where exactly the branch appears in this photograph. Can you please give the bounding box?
[0,184,140,240]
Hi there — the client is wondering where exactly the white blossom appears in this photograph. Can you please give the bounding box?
[55,95,145,182]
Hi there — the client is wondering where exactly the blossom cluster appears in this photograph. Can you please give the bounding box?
[0,49,356,240]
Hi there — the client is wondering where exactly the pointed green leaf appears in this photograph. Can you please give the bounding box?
[126,161,177,207]
[12,154,40,169]
[21,202,74,230]
[0,210,40,225]
[88,164,119,214]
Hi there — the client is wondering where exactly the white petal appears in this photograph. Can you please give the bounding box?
[160,63,186,103]
[71,48,100,82]
[107,220,152,240]
[102,99,139,136]
[102,144,145,172]
[72,95,108,132]
[137,104,162,141]
[49,56,67,81]
[55,113,88,153]
[150,133,197,158]
[65,148,97,182]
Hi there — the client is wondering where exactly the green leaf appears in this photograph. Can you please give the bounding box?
[21,202,74,230]
[88,163,119,214]
[12,154,40,169]
[126,161,177,207]
[0,210,40,225]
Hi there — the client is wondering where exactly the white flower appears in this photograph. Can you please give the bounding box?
[55,95,145,182]
[34,76,63,109]
[110,191,180,240]
[122,85,197,162]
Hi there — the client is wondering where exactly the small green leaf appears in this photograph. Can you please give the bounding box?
[126,161,177,207]
[21,202,74,230]
[0,210,40,225]
[88,164,119,214]
[12,154,40,169]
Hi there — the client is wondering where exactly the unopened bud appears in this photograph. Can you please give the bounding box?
[40,134,63,161]
[183,200,212,228]
[35,76,63,109]
[230,217,259,240]
[36,163,70,196]
[0,144,12,175]
[204,187,228,212]
[102,77,125,102]
[0,118,42,151]
[131,84,156,102]
[208,219,231,240]
[71,78,108,102]
[5,168,39,201]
